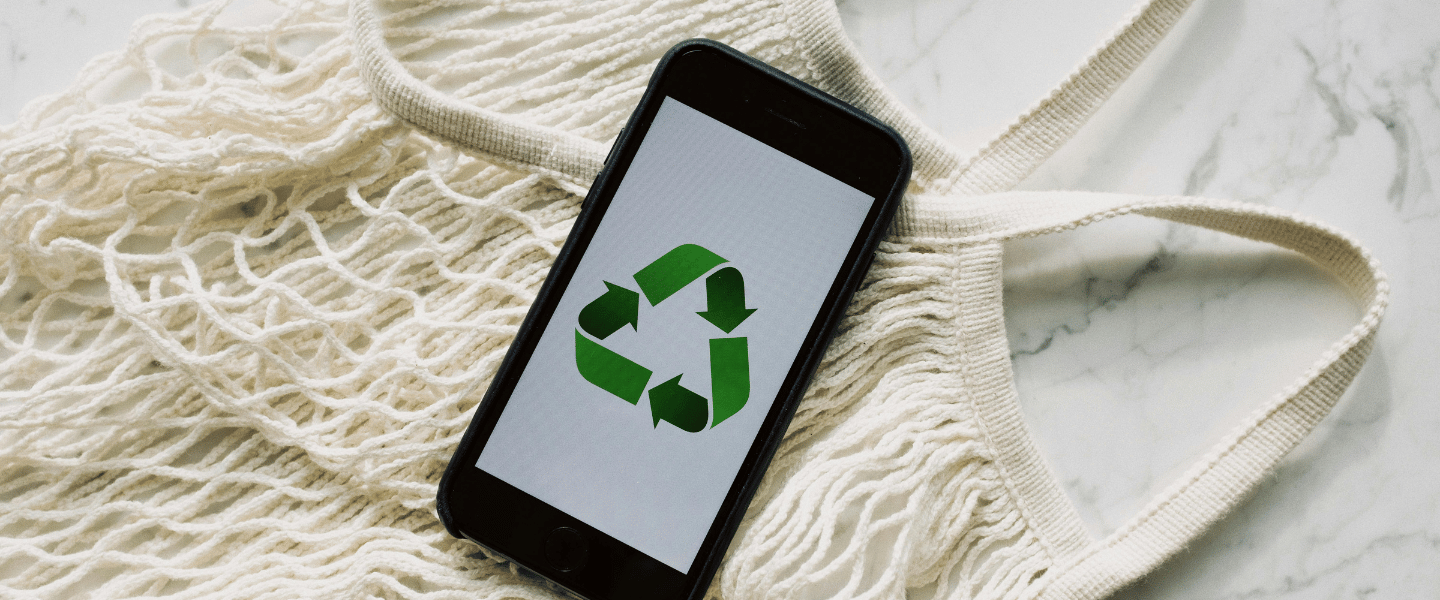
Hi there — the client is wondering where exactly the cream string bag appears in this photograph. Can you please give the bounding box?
[0,0,1386,598]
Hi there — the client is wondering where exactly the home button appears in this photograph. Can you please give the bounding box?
[543,527,588,572]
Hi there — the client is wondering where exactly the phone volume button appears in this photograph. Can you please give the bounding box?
[603,137,620,167]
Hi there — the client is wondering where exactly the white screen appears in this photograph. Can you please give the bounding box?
[477,98,874,572]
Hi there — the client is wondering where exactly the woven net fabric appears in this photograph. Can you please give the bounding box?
[0,1,1050,598]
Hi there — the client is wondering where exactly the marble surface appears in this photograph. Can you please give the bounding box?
[0,0,191,123]
[4,0,1436,598]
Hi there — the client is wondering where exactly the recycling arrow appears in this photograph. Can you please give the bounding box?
[573,243,755,433]
[707,337,749,427]
[633,244,727,306]
[697,267,756,334]
[579,281,639,339]
[574,330,651,404]
[647,375,708,433]
[646,338,751,431]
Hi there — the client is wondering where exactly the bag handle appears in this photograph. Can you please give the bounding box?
[941,0,1195,195]
[785,0,1195,194]
[348,0,607,184]
[909,191,1388,599]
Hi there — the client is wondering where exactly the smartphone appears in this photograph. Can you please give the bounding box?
[437,39,911,600]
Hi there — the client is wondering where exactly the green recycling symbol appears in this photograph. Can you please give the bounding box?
[574,244,755,433]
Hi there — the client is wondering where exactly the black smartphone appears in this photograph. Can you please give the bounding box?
[437,39,911,600]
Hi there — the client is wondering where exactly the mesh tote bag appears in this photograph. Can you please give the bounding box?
[0,0,1385,599]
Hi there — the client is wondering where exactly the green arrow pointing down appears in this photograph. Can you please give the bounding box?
[698,267,756,334]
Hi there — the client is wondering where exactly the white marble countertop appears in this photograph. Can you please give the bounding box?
[4,0,1435,597]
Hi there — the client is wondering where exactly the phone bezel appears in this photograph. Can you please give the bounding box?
[437,39,912,600]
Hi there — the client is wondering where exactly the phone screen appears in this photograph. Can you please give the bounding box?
[475,96,876,573]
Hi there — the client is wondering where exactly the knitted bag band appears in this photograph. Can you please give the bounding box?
[348,0,1197,195]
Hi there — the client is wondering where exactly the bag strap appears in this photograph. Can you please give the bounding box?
[348,0,607,185]
[943,0,1194,194]
[785,0,1194,193]
[909,191,1388,599]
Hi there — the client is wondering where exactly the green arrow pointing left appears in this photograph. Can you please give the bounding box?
[648,375,708,433]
